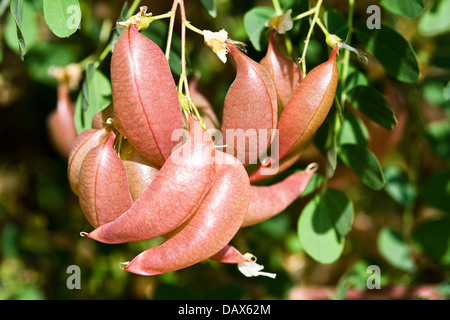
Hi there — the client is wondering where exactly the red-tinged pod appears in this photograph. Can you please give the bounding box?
[47,83,78,158]
[277,45,339,161]
[241,163,317,227]
[221,43,278,167]
[67,128,109,196]
[78,131,133,228]
[123,151,251,276]
[260,31,302,115]
[111,25,183,166]
[189,79,220,130]
[85,118,216,244]
[209,244,249,264]
[120,139,160,201]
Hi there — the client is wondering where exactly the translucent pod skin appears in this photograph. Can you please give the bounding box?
[248,46,339,183]
[209,244,249,264]
[47,83,78,158]
[260,31,302,116]
[78,131,133,228]
[85,118,216,244]
[221,42,278,167]
[111,25,183,166]
[67,128,109,196]
[242,164,317,227]
[123,151,251,276]
[120,139,160,201]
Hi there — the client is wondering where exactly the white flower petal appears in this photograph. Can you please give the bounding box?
[237,254,276,278]
[203,29,229,64]
[217,29,228,42]
[216,49,228,63]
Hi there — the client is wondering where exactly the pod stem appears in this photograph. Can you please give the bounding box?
[300,0,323,75]
[340,0,355,106]
[165,0,179,60]
[271,0,283,15]
[128,0,142,18]
[171,0,206,128]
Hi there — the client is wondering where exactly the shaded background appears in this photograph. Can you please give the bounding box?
[0,0,449,299]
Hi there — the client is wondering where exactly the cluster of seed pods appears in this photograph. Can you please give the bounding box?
[68,25,338,276]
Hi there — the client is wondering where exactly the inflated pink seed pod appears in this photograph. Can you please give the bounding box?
[47,83,78,158]
[85,117,216,244]
[247,46,339,182]
[221,42,278,167]
[260,31,302,115]
[67,128,109,196]
[78,131,133,228]
[277,45,339,161]
[209,244,249,264]
[120,139,160,201]
[242,163,317,227]
[111,25,183,166]
[122,151,251,276]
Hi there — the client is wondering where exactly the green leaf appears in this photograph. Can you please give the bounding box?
[9,0,26,60]
[301,173,324,198]
[336,110,369,147]
[355,24,419,83]
[43,0,81,38]
[5,0,37,57]
[420,171,450,214]
[383,166,417,209]
[298,188,353,264]
[200,0,217,18]
[379,0,424,19]
[339,64,369,93]
[425,121,450,161]
[74,64,112,133]
[413,218,450,266]
[243,7,275,51]
[419,0,450,37]
[347,85,397,130]
[377,228,416,272]
[324,189,354,236]
[338,144,385,190]
[324,10,349,40]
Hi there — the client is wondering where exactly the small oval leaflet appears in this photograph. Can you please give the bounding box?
[43,0,82,38]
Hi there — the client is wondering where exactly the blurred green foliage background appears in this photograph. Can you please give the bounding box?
[0,0,449,299]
